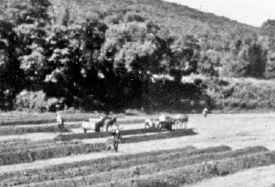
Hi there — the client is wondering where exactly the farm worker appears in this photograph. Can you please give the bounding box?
[56,112,65,130]
[159,114,167,122]
[144,118,154,128]
[112,125,122,152]
[202,108,208,117]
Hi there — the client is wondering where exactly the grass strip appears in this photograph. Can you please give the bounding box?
[98,150,275,187]
[17,146,268,187]
[0,146,197,186]
[55,129,197,142]
[0,143,106,166]
[0,140,81,153]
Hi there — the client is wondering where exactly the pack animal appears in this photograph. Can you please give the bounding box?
[174,114,188,130]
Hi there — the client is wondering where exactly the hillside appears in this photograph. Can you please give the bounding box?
[51,0,258,49]
[0,0,273,112]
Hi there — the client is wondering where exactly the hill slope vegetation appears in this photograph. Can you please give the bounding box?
[0,0,274,112]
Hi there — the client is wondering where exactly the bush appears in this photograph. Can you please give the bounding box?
[205,77,275,111]
[46,98,65,112]
[14,90,64,112]
[15,90,47,112]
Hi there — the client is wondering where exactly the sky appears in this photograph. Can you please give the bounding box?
[164,0,275,27]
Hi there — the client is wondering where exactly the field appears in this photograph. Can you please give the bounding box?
[0,112,275,186]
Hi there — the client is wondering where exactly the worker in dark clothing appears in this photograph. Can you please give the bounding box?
[95,116,105,132]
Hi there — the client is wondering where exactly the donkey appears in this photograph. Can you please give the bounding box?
[94,116,117,132]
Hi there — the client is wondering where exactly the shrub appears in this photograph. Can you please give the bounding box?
[15,90,47,112]
[46,97,65,112]
[205,77,275,111]
[14,90,64,112]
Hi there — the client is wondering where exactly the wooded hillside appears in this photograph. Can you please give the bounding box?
[1,0,274,112]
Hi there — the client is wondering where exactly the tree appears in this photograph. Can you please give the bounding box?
[3,0,52,25]
[170,35,200,80]
[246,42,267,78]
[0,20,23,109]
[44,24,83,104]
[265,51,275,78]
[261,19,275,37]
[222,38,267,78]
[2,0,53,90]
[198,50,220,77]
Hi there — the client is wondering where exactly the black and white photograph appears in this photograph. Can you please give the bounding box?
[0,0,275,186]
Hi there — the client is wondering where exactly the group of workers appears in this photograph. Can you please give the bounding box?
[56,113,122,152]
[56,107,209,153]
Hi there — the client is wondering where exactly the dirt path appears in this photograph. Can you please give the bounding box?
[185,165,275,187]
[0,133,59,141]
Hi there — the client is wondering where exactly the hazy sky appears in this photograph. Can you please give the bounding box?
[165,0,275,27]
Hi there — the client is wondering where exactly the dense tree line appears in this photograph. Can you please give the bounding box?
[0,0,274,112]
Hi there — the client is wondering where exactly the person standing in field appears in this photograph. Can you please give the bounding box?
[202,107,208,117]
[56,112,65,130]
[112,124,122,152]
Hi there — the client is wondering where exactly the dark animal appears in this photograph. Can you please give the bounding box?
[95,116,117,132]
[157,121,174,131]
[157,114,188,131]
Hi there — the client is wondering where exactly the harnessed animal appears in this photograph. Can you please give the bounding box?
[174,114,188,130]
[144,114,189,131]
[82,116,117,133]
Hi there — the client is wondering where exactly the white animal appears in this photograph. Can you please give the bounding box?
[174,114,188,130]
[82,116,104,133]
